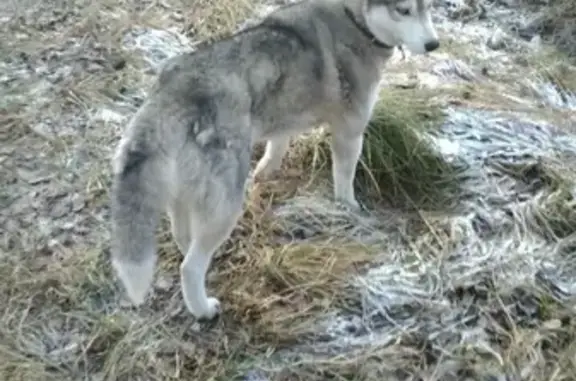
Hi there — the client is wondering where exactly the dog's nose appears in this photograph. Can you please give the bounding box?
[424,40,440,52]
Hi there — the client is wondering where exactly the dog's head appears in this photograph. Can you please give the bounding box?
[362,0,439,54]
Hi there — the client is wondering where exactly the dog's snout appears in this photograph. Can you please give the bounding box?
[424,40,440,52]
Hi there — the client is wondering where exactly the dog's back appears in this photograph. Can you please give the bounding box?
[109,0,332,309]
[109,0,419,319]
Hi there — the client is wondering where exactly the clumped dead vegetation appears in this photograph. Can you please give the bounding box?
[187,0,256,39]
[525,157,576,240]
[2,0,576,380]
[521,0,576,57]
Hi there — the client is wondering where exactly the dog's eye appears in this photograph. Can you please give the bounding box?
[396,7,411,16]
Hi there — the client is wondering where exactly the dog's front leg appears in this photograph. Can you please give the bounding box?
[330,128,364,210]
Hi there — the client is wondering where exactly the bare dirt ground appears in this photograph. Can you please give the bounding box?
[2,0,576,380]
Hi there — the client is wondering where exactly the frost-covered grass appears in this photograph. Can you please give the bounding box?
[2,0,576,380]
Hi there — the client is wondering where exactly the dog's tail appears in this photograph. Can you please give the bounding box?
[110,134,168,306]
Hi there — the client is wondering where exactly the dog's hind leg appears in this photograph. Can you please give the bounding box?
[178,102,252,320]
[180,202,243,320]
[253,136,290,179]
[168,198,192,254]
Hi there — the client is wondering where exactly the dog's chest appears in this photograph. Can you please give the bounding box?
[365,80,382,118]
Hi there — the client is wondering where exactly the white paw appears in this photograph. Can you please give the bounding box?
[190,297,221,321]
[253,161,274,177]
[112,256,155,307]
[335,197,361,212]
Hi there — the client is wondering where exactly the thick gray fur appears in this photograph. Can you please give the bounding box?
[110,0,439,320]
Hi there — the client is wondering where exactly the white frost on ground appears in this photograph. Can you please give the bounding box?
[527,78,576,110]
[122,26,193,72]
[115,2,576,378]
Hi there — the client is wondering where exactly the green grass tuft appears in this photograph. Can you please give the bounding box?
[294,87,461,210]
[356,88,461,209]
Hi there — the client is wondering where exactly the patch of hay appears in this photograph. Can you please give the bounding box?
[0,224,371,380]
[216,240,374,342]
[0,248,120,380]
[185,0,257,39]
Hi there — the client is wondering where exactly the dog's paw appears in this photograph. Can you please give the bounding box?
[189,297,221,321]
[335,197,362,212]
[335,196,371,215]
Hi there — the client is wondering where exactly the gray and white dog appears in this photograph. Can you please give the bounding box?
[110,0,439,320]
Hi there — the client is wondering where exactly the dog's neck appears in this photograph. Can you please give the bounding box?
[343,7,395,50]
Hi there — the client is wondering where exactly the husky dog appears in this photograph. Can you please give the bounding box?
[110,0,439,320]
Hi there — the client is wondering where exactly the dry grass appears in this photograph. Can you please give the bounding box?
[3,0,576,380]
[515,46,576,101]
[0,203,374,380]
[1,0,382,379]
[185,0,256,39]
[524,156,576,240]
[521,0,576,57]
